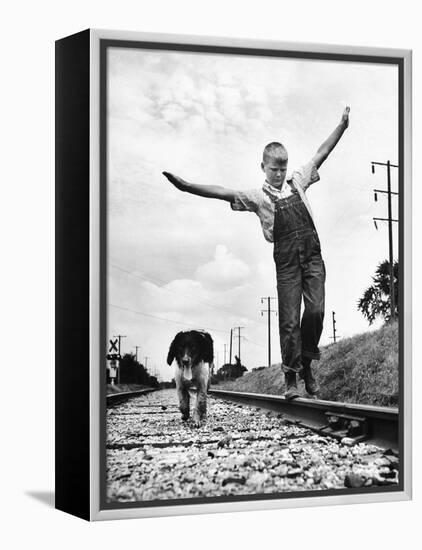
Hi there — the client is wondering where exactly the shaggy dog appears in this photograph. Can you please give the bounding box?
[167,331,214,427]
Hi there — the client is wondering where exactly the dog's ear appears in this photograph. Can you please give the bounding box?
[167,332,183,365]
[201,332,214,363]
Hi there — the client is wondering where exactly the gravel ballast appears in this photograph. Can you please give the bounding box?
[106,389,399,503]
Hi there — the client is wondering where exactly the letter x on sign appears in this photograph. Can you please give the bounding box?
[109,339,118,353]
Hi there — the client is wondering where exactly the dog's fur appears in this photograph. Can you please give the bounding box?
[167,331,214,426]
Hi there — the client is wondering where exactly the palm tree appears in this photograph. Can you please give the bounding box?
[357,260,399,324]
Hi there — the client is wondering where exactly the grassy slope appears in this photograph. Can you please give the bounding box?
[213,321,398,407]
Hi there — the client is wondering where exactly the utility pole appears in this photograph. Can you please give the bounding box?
[113,334,126,356]
[261,297,277,368]
[371,160,399,320]
[144,356,149,371]
[223,344,227,365]
[134,345,141,362]
[113,334,126,384]
[330,311,339,343]
[229,329,233,365]
[233,326,245,363]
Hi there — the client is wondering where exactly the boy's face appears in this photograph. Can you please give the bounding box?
[261,157,288,189]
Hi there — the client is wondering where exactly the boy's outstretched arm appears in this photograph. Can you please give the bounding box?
[312,107,350,169]
[162,172,236,202]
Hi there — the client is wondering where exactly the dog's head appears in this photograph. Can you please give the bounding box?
[167,331,214,381]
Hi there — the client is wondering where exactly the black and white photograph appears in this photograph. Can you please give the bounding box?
[3,0,421,542]
[102,39,404,508]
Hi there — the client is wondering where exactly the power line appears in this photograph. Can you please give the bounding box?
[109,303,230,334]
[325,167,390,232]
[109,262,261,325]
[332,203,375,250]
[243,336,265,348]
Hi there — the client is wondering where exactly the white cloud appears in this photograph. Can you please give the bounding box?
[195,244,251,290]
[161,103,187,124]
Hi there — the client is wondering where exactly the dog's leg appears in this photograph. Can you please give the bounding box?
[192,363,209,427]
[178,383,190,421]
[175,367,190,421]
[207,362,214,392]
[192,390,207,427]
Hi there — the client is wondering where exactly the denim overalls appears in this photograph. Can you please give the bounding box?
[272,191,326,374]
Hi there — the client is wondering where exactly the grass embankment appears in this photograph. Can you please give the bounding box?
[213,321,398,407]
[107,384,151,395]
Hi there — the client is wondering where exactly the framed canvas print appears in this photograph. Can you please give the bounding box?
[55,29,412,521]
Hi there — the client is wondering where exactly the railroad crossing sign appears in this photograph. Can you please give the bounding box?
[109,339,119,353]
[107,339,121,361]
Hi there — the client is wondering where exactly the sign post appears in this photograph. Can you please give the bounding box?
[107,338,121,385]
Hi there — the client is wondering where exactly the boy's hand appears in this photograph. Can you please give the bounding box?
[312,106,350,168]
[162,172,236,201]
[162,171,189,191]
[341,106,350,128]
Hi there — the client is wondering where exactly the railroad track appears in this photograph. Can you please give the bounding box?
[107,387,157,404]
[106,388,399,503]
[209,389,399,451]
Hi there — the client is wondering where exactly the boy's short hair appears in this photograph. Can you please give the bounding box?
[263,142,288,163]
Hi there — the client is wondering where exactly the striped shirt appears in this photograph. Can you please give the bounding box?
[230,161,320,243]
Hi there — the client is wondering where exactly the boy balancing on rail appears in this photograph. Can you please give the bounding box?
[163,107,350,399]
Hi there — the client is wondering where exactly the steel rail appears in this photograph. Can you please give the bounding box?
[209,389,399,450]
[107,388,157,404]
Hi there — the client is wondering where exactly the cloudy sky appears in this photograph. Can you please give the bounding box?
[106,46,399,381]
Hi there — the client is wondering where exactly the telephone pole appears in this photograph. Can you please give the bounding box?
[223,344,227,365]
[144,356,149,371]
[371,160,399,320]
[134,345,141,362]
[261,297,277,368]
[113,334,126,356]
[330,311,339,343]
[229,329,233,365]
[233,326,245,363]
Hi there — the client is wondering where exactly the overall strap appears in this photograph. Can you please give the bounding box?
[291,179,314,222]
